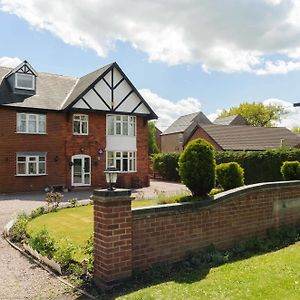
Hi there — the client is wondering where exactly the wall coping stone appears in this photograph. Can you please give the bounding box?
[132,180,300,218]
[91,189,132,203]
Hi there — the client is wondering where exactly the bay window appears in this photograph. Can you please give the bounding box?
[107,151,136,172]
[107,115,135,136]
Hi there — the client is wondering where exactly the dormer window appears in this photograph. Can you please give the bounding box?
[4,60,37,95]
[15,73,35,90]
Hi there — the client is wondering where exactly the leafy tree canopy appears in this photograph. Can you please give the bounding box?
[292,127,300,133]
[218,102,286,127]
[148,121,159,155]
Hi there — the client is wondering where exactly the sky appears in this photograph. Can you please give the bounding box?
[1,0,300,131]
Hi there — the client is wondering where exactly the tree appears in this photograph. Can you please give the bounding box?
[148,121,159,155]
[218,102,286,127]
[292,127,300,133]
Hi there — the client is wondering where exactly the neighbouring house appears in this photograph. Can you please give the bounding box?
[161,112,300,152]
[160,112,212,152]
[213,114,248,126]
[0,60,157,193]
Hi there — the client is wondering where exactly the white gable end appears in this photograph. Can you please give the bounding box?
[73,99,90,109]
[70,65,154,117]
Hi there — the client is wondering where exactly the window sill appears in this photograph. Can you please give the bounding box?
[15,132,47,135]
[15,174,48,177]
[73,133,89,136]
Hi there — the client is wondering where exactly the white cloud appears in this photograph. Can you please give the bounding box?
[0,56,22,68]
[139,89,202,130]
[263,98,300,129]
[3,1,300,74]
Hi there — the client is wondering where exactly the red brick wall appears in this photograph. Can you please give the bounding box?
[131,181,300,270]
[0,108,66,192]
[0,107,149,192]
[185,127,222,150]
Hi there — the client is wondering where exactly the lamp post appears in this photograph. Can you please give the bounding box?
[104,167,119,190]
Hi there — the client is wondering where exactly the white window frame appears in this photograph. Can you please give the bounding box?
[73,114,89,135]
[16,112,46,134]
[15,73,35,90]
[106,151,136,172]
[107,115,136,136]
[16,153,47,176]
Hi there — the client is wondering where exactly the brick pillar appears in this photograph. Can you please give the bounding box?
[92,189,132,290]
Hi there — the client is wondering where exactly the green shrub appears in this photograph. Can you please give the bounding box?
[29,206,45,219]
[216,162,244,190]
[45,192,63,211]
[280,161,300,180]
[215,149,300,184]
[54,243,77,269]
[83,235,94,273]
[152,152,180,181]
[10,213,29,242]
[68,198,78,208]
[179,138,216,197]
[28,228,56,258]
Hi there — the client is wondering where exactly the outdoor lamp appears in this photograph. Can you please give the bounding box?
[104,167,119,190]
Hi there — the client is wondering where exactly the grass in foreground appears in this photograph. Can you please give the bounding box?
[116,242,300,300]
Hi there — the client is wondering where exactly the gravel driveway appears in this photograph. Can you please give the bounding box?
[0,180,188,299]
[0,198,80,300]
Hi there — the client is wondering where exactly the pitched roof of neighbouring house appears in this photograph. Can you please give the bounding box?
[199,124,300,150]
[162,111,212,135]
[0,62,157,119]
[213,114,248,125]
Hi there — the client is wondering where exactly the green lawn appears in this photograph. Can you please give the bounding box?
[26,203,300,298]
[117,242,300,300]
[26,199,160,258]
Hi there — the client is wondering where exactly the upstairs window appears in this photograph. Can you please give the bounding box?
[73,114,88,135]
[15,73,35,90]
[107,115,136,136]
[17,113,46,134]
[16,153,46,176]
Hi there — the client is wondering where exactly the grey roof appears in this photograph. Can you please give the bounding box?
[0,66,78,110]
[214,114,247,126]
[162,112,212,135]
[61,63,113,109]
[0,62,157,120]
[200,124,300,150]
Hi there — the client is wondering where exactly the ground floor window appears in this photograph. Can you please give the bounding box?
[16,153,46,176]
[107,151,136,172]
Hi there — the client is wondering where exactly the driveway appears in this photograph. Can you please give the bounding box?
[0,180,187,299]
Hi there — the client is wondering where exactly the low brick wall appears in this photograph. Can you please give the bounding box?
[132,181,300,270]
[93,181,300,288]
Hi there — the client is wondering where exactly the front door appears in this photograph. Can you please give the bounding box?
[71,155,91,186]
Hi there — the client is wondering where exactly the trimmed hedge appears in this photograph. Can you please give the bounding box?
[152,152,180,181]
[216,162,244,190]
[215,149,300,184]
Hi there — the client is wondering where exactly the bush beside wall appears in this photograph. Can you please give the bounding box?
[152,152,180,181]
[216,149,300,184]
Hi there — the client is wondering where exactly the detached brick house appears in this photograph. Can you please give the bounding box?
[0,61,157,193]
[161,112,300,152]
